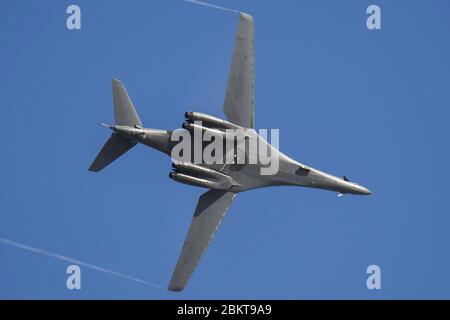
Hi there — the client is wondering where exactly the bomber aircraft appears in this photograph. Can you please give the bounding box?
[89,12,371,292]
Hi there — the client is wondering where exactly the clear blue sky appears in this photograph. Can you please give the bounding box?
[1,0,450,299]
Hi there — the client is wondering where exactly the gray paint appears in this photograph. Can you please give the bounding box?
[168,190,236,292]
[223,13,254,128]
[89,12,371,292]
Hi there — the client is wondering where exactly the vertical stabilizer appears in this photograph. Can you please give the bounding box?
[89,79,142,172]
[112,79,143,127]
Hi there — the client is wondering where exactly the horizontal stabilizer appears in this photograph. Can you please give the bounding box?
[89,133,136,172]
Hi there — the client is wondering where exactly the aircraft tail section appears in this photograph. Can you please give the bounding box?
[112,79,142,127]
[89,79,141,172]
[89,134,136,172]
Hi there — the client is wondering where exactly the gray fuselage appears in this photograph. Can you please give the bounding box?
[112,118,371,196]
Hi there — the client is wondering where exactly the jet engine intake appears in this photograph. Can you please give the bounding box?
[185,111,240,129]
[182,121,236,141]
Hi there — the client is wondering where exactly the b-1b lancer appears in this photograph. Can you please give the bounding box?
[89,12,371,292]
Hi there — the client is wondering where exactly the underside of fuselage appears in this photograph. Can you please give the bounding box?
[89,11,371,293]
[136,115,370,195]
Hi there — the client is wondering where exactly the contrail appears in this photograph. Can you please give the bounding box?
[0,238,164,290]
[184,0,240,14]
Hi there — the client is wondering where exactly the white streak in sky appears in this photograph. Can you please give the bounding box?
[184,0,240,14]
[0,238,164,290]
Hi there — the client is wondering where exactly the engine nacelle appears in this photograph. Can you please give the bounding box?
[185,111,240,129]
[182,121,236,141]
[170,162,234,190]
[169,172,232,190]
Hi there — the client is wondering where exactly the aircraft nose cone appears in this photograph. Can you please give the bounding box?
[359,186,372,195]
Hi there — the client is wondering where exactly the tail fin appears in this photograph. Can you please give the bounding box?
[112,79,142,127]
[89,134,136,172]
[88,79,141,172]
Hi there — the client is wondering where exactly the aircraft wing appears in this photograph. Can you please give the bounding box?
[168,190,236,292]
[223,12,255,128]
